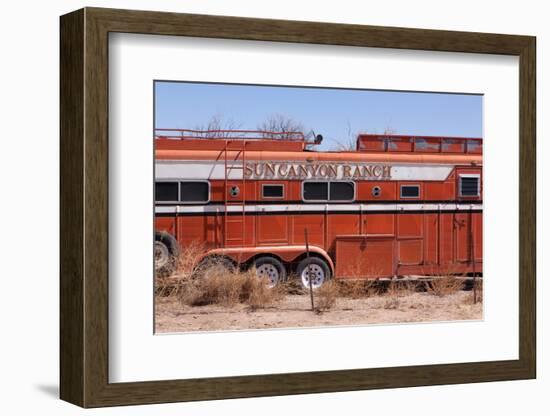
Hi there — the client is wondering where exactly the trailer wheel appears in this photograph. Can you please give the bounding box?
[253,256,286,288]
[194,256,236,278]
[154,232,179,276]
[296,257,331,289]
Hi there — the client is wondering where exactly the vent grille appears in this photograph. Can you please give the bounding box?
[460,176,479,196]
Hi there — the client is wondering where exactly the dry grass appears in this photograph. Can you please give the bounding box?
[337,278,425,301]
[386,280,417,297]
[278,275,307,295]
[245,270,286,310]
[156,244,483,322]
[156,291,483,333]
[383,297,400,310]
[337,279,381,298]
[178,268,284,309]
[155,277,181,298]
[175,240,209,278]
[178,271,240,307]
[335,258,386,299]
[462,277,483,305]
[473,277,483,302]
[155,241,209,297]
[424,276,464,297]
[314,281,340,312]
[383,280,417,309]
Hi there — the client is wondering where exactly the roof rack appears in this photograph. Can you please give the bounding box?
[155,128,306,142]
[356,134,482,155]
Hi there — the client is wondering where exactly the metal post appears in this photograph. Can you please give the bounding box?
[305,229,314,311]
[470,210,478,304]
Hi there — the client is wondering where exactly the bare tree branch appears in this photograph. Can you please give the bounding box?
[257,113,306,140]
[330,121,358,151]
[330,122,398,151]
[192,114,244,138]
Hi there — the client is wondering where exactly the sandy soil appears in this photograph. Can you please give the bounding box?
[155,291,482,333]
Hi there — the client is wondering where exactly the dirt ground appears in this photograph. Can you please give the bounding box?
[155,291,482,333]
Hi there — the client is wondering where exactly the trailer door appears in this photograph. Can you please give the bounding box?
[453,212,472,263]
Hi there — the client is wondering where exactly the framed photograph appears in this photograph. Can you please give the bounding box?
[60,7,536,408]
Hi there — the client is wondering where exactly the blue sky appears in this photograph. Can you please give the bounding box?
[155,81,482,150]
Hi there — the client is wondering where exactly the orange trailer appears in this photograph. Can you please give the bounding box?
[154,129,482,289]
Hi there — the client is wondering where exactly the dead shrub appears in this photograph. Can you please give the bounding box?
[463,278,483,304]
[179,270,242,307]
[473,277,483,302]
[278,275,307,295]
[337,279,380,298]
[155,276,184,298]
[381,280,416,310]
[386,280,416,297]
[383,297,400,310]
[315,281,340,312]
[242,269,285,310]
[155,241,210,298]
[175,240,210,279]
[178,267,283,309]
[424,276,464,297]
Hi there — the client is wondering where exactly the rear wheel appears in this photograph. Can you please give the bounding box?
[253,256,286,288]
[154,232,179,276]
[154,241,171,269]
[296,257,331,289]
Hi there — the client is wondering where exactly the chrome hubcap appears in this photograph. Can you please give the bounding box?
[154,241,170,269]
[301,264,325,289]
[256,264,280,288]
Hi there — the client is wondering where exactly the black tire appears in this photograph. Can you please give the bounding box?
[154,231,180,276]
[253,256,287,288]
[296,257,331,289]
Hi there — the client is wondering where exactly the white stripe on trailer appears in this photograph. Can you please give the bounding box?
[155,160,456,181]
[155,203,483,214]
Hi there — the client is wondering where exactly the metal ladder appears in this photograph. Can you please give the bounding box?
[223,140,247,250]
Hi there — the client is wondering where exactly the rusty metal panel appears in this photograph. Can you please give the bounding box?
[414,137,441,152]
[441,138,466,153]
[388,137,413,152]
[454,212,471,262]
[257,215,288,244]
[327,214,360,250]
[397,214,423,238]
[439,213,454,266]
[423,213,438,265]
[424,180,455,200]
[398,239,423,265]
[473,212,483,262]
[357,181,397,200]
[357,135,386,151]
[466,139,483,154]
[335,236,394,278]
[292,214,325,247]
[365,213,394,234]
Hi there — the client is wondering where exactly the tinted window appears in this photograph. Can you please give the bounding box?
[155,182,178,201]
[303,182,328,201]
[262,184,284,198]
[330,182,354,201]
[460,177,479,196]
[180,182,209,202]
[400,185,420,198]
